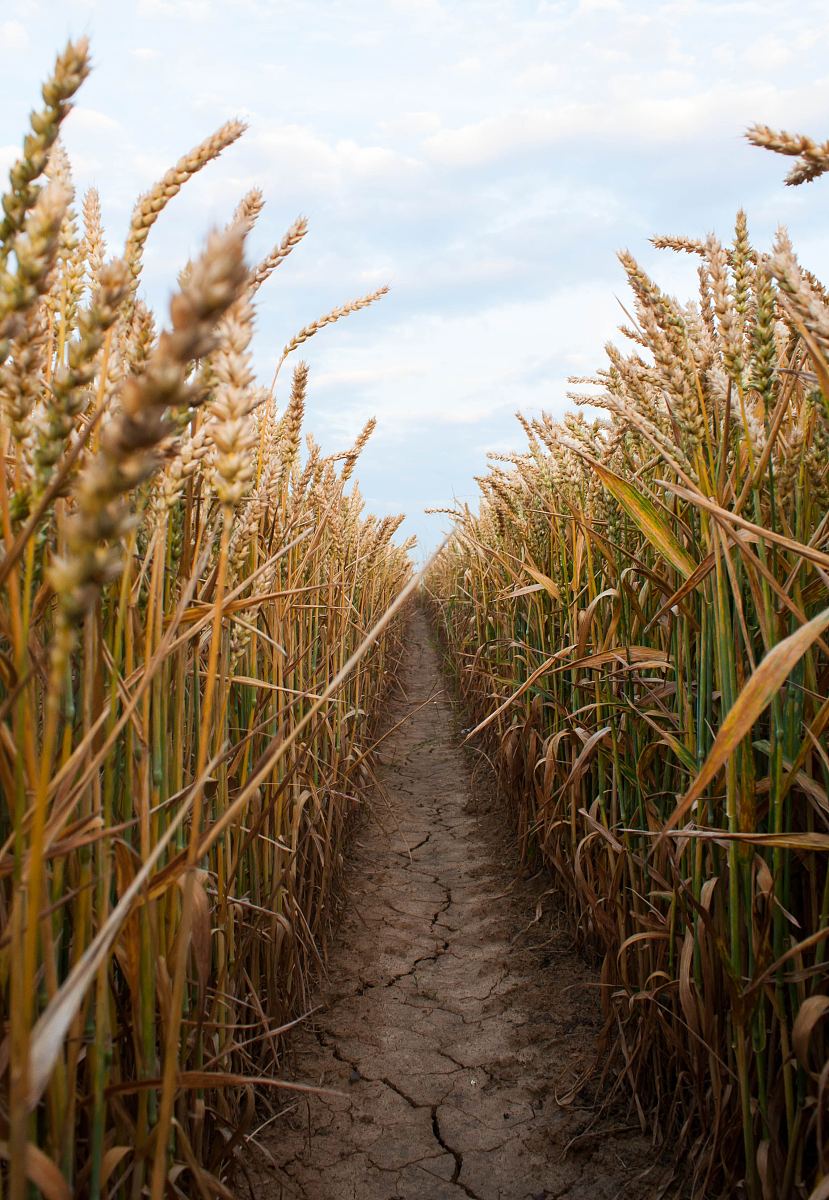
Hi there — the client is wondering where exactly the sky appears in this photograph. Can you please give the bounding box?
[2,0,829,555]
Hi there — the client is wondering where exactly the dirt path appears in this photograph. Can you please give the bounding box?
[260,609,655,1200]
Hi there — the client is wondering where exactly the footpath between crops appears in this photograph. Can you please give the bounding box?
[258,608,658,1200]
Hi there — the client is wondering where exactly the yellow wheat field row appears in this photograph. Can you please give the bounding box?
[0,39,413,1200]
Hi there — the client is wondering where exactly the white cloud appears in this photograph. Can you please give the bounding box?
[137,0,212,16]
[68,107,122,133]
[388,0,449,22]
[308,280,622,436]
[313,363,426,392]
[345,28,384,48]
[378,111,441,139]
[253,125,423,190]
[422,77,829,169]
[390,0,445,10]
[423,110,559,168]
[1,19,29,49]
[514,62,560,90]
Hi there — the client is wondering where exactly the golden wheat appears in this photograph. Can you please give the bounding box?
[427,140,829,1200]
[0,41,411,1200]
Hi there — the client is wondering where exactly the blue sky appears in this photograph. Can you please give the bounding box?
[2,0,829,554]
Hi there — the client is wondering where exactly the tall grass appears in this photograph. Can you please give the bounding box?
[426,131,829,1198]
[0,42,412,1199]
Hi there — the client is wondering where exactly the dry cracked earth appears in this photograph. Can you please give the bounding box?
[258,608,660,1200]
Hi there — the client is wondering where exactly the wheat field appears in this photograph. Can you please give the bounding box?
[0,40,414,1200]
[1,28,829,1200]
[426,129,829,1198]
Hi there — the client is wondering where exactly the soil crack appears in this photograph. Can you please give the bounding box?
[431,1106,481,1197]
[256,609,659,1199]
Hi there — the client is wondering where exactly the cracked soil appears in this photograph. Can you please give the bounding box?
[258,609,658,1199]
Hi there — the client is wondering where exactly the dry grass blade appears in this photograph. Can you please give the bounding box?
[659,607,829,838]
